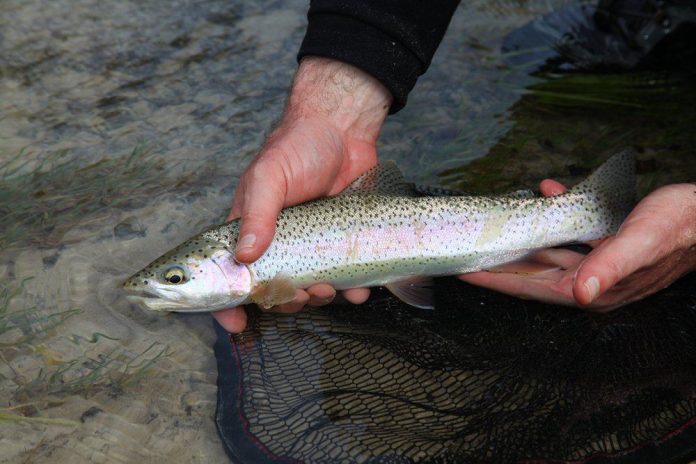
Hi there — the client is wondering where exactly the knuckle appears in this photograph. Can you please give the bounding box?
[603,258,624,281]
[240,210,268,226]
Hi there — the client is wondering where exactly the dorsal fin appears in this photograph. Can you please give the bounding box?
[413,184,468,197]
[340,161,414,196]
[499,189,536,199]
[341,164,538,199]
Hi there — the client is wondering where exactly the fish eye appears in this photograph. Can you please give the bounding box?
[163,266,186,284]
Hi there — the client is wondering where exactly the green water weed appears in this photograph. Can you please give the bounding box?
[1,279,170,411]
[0,145,201,249]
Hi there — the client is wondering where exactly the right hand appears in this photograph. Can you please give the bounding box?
[213,57,392,333]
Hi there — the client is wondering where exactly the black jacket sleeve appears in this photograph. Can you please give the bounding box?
[297,0,460,113]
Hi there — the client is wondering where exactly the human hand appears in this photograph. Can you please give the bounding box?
[459,181,696,311]
[214,57,391,333]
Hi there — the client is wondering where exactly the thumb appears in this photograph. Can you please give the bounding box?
[572,222,659,305]
[234,165,287,264]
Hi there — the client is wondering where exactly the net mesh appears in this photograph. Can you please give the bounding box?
[215,273,696,463]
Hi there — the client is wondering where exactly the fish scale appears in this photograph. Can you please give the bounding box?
[123,150,635,312]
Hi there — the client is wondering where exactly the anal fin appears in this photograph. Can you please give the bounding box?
[385,276,434,309]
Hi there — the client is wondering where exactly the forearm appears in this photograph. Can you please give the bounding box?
[283,56,393,142]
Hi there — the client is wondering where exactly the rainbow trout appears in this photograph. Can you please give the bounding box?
[123,150,635,311]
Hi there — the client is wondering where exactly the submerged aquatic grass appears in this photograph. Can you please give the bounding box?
[520,72,691,109]
[0,145,210,250]
[0,279,171,421]
[0,279,80,349]
[16,340,171,398]
[437,71,696,194]
[0,409,80,426]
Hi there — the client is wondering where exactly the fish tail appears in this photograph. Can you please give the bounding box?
[568,148,637,235]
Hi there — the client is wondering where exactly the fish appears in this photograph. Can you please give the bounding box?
[123,150,636,312]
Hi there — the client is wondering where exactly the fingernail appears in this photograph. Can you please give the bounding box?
[236,233,256,251]
[584,276,600,302]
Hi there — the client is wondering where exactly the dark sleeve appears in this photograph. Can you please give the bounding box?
[297,0,460,113]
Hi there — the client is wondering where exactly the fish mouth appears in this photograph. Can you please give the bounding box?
[125,288,160,299]
[124,288,197,312]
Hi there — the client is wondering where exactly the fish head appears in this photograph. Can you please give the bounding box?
[123,238,252,312]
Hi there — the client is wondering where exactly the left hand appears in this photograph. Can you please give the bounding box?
[459,181,696,312]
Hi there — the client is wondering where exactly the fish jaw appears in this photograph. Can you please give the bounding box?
[125,293,208,312]
[125,293,247,313]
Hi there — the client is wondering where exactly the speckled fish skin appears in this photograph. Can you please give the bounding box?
[123,150,635,312]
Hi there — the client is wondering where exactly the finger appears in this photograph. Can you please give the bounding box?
[212,307,248,333]
[342,288,370,305]
[272,289,310,313]
[586,236,610,249]
[483,249,584,275]
[539,179,567,197]
[573,226,661,305]
[533,248,585,269]
[307,283,336,306]
[235,162,287,263]
[458,272,575,306]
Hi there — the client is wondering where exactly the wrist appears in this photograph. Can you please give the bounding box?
[284,57,392,141]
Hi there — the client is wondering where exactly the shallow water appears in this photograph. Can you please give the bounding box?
[0,0,694,462]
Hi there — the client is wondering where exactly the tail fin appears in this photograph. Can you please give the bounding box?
[569,148,637,233]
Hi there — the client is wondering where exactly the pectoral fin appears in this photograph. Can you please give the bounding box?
[385,276,434,309]
[250,274,297,309]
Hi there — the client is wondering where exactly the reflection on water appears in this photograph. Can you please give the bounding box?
[0,0,694,461]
